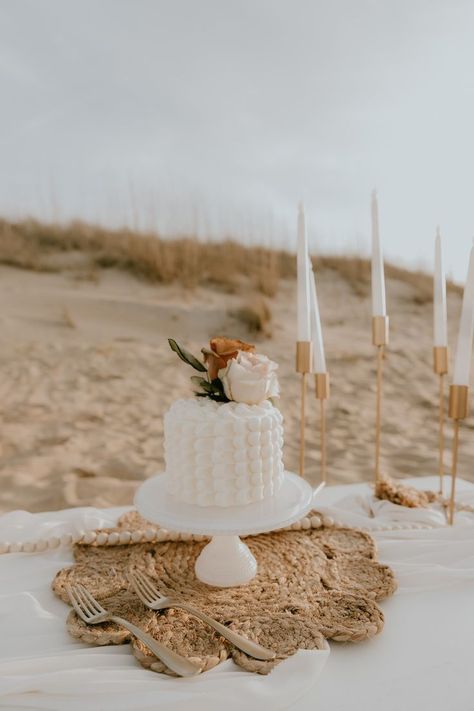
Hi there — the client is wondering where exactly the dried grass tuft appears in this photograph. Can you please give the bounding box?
[231,297,272,335]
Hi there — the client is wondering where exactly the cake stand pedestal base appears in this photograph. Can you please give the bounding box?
[135,471,315,588]
[195,535,257,587]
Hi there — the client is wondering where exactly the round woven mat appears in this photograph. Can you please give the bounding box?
[53,510,396,675]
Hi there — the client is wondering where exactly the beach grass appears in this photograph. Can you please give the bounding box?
[0,217,460,302]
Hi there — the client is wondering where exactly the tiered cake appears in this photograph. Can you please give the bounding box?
[164,337,284,507]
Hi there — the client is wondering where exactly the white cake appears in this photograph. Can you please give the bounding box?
[164,397,284,507]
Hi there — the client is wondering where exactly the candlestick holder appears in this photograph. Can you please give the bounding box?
[314,372,330,492]
[433,346,448,494]
[296,341,312,479]
[447,384,469,525]
[372,316,389,484]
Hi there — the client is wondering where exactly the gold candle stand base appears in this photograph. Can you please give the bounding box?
[296,341,313,479]
[448,384,469,525]
[433,346,448,375]
[315,372,330,400]
[449,384,469,419]
[315,372,330,487]
[296,341,312,373]
[372,315,389,347]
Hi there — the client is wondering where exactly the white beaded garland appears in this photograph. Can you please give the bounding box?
[21,541,36,553]
[2,503,473,555]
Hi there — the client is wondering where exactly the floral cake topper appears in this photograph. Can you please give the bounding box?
[168,337,280,405]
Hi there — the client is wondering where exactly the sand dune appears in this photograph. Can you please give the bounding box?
[0,261,471,514]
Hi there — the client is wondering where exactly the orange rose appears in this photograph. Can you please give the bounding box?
[202,337,255,381]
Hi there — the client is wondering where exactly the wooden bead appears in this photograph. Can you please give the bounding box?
[22,542,35,553]
[156,529,167,542]
[144,529,155,542]
[0,542,9,554]
[36,540,48,552]
[60,534,73,546]
[310,515,322,528]
[48,537,60,549]
[108,532,120,545]
[9,543,22,553]
[83,531,97,545]
[301,518,311,530]
[119,531,132,545]
[96,533,108,545]
[131,530,143,543]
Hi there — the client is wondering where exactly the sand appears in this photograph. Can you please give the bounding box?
[0,262,471,514]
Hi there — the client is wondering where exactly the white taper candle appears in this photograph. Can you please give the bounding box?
[309,261,326,372]
[297,203,311,341]
[434,227,448,347]
[452,243,474,386]
[371,190,387,317]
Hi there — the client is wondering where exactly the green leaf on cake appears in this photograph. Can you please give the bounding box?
[210,378,226,396]
[168,338,207,372]
[190,376,214,393]
[190,375,230,401]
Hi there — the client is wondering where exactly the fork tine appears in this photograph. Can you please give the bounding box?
[76,584,97,616]
[128,577,150,606]
[73,585,96,617]
[133,571,161,602]
[135,569,163,599]
[78,584,105,615]
[129,571,155,605]
[133,568,155,593]
[67,584,90,621]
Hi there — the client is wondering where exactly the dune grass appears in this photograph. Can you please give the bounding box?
[0,217,461,302]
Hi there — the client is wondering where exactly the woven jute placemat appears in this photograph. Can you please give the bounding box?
[52,510,397,675]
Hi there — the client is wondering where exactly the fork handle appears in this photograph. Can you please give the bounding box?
[111,616,199,677]
[173,603,276,661]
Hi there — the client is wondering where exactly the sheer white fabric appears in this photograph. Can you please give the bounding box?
[1,476,473,710]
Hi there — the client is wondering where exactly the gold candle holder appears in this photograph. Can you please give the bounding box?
[315,372,330,489]
[296,341,312,479]
[447,384,469,525]
[433,346,448,494]
[372,316,389,484]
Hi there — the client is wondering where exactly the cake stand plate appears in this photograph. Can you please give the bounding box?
[134,471,314,587]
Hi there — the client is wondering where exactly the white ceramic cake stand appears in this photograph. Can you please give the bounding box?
[134,471,313,588]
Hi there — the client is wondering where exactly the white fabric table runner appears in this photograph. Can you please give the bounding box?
[1,476,474,711]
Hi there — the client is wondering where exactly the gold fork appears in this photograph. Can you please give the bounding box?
[128,569,276,661]
[66,583,200,677]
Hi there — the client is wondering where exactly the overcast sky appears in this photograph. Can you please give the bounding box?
[0,0,473,279]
